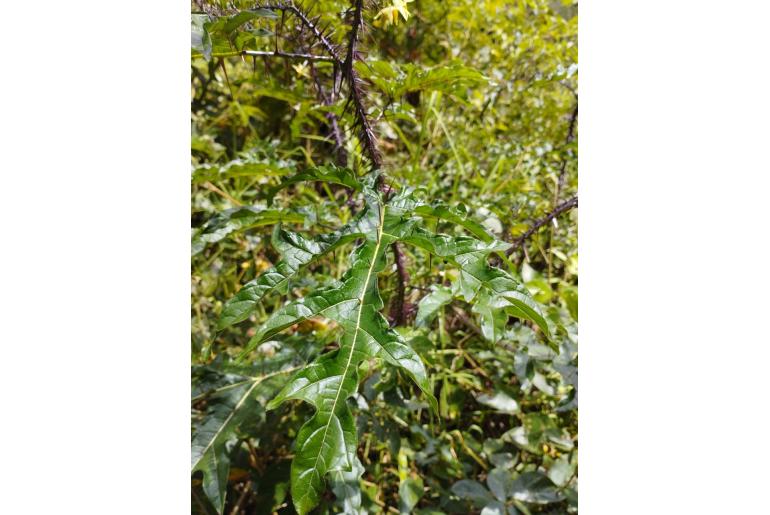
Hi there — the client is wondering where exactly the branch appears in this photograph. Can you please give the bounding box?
[192,49,334,61]
[229,480,253,515]
[342,0,382,168]
[266,4,346,165]
[506,196,578,256]
[310,62,348,166]
[556,101,578,199]
[258,3,343,63]
[390,242,409,326]
[242,50,334,61]
[258,1,381,168]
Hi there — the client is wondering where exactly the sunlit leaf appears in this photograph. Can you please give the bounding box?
[399,476,424,514]
[476,391,520,414]
[264,165,362,205]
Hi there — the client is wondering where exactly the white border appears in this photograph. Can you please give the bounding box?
[581,1,770,512]
[1,1,189,513]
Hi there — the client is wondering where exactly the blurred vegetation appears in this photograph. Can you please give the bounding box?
[191,0,577,513]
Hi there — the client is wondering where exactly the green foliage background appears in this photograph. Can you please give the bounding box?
[192,0,577,513]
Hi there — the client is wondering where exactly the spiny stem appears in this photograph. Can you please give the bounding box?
[193,50,334,61]
[342,0,382,169]
[506,195,578,256]
[259,3,343,62]
[243,50,334,61]
[555,101,578,201]
[390,242,408,326]
[256,1,381,168]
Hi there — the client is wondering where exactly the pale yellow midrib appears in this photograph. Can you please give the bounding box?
[193,366,297,469]
[309,204,384,476]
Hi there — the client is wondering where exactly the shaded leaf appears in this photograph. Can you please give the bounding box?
[192,158,288,184]
[191,366,298,513]
[192,207,303,256]
[330,445,366,514]
[191,14,212,60]
[415,285,452,327]
[451,479,495,506]
[547,456,572,487]
[489,452,517,470]
[487,468,513,502]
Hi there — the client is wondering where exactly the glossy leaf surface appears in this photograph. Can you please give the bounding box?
[191,359,302,512]
[212,180,552,513]
[217,217,368,330]
[264,165,362,205]
[192,207,303,256]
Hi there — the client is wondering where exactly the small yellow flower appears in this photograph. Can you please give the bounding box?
[253,256,271,273]
[374,0,413,27]
[292,60,310,79]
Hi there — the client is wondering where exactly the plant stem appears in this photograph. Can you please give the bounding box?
[390,242,408,326]
[506,196,578,256]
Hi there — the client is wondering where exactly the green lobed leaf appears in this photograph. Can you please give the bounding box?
[192,207,303,256]
[399,228,551,340]
[388,187,495,243]
[191,14,212,60]
[217,216,371,331]
[414,203,494,243]
[472,290,510,342]
[263,165,362,205]
[415,285,453,327]
[393,191,550,339]
[222,9,277,34]
[330,453,366,515]
[397,62,487,97]
[356,61,486,98]
[191,365,299,513]
[218,180,551,513]
[256,182,437,514]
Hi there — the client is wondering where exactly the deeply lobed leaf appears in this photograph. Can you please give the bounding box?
[264,165,362,205]
[213,179,550,513]
[191,358,305,512]
[191,206,302,256]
